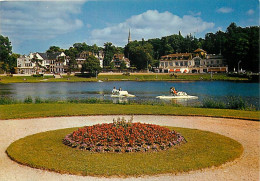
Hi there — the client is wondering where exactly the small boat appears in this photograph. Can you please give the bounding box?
[156,91,198,99]
[111,90,135,98]
[97,80,103,82]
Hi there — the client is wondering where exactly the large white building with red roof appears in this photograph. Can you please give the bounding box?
[157,49,228,73]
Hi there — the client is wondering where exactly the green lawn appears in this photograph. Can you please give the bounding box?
[0,73,249,83]
[6,126,243,177]
[0,103,258,120]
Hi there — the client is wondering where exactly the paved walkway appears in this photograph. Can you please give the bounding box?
[0,116,259,181]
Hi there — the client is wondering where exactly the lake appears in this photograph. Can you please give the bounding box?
[0,81,259,107]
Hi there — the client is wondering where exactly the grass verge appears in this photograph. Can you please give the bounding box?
[0,103,258,120]
[6,126,243,177]
[0,73,249,83]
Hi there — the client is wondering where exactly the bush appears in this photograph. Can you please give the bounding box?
[202,96,252,110]
[35,97,44,104]
[0,97,17,105]
[226,96,246,110]
[32,74,43,77]
[24,96,33,104]
[202,98,226,109]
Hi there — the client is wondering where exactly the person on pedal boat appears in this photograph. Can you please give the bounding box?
[170,87,177,96]
[112,87,119,94]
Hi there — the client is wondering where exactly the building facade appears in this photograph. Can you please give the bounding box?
[157,49,228,73]
[17,52,68,74]
[111,54,130,68]
[76,51,104,69]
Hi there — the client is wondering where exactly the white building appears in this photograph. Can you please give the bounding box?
[158,49,228,73]
[17,52,68,74]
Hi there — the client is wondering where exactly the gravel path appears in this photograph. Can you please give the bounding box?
[0,116,259,181]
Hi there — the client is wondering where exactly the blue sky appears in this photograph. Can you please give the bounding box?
[0,0,259,54]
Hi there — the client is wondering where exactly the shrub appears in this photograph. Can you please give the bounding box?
[24,96,33,104]
[0,97,17,105]
[226,96,246,110]
[202,98,226,109]
[32,74,43,77]
[35,97,44,104]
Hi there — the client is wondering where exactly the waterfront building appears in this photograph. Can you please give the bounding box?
[17,52,68,74]
[157,49,228,73]
[17,55,36,74]
[76,50,104,69]
[111,54,130,68]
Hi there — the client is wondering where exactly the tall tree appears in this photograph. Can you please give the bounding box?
[103,42,116,66]
[125,41,153,70]
[31,54,42,74]
[46,46,64,53]
[81,55,101,77]
[0,35,13,73]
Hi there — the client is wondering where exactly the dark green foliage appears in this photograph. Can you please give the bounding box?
[226,96,247,110]
[0,35,16,73]
[103,42,116,66]
[32,74,43,77]
[222,23,259,72]
[0,97,19,105]
[124,41,153,69]
[24,96,33,104]
[46,46,64,53]
[202,98,226,109]
[35,97,44,104]
[67,98,112,104]
[81,55,101,77]
[202,96,251,110]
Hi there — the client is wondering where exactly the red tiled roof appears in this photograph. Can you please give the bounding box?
[194,48,206,53]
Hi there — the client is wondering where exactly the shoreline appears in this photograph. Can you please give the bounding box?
[0,73,251,84]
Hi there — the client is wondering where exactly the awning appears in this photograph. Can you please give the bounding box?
[169,69,174,72]
[175,69,181,72]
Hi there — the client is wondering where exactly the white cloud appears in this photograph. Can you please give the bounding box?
[188,11,201,16]
[247,9,255,15]
[0,1,85,41]
[216,7,234,13]
[89,10,214,46]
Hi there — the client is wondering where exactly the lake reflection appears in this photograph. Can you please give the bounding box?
[0,81,259,107]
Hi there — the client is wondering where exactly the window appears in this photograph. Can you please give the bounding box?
[176,62,179,66]
[169,62,173,66]
[194,58,200,66]
[184,61,188,66]
[165,62,168,67]
[160,62,164,67]
[180,61,183,66]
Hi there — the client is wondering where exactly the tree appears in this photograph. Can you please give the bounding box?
[0,35,13,73]
[103,42,116,66]
[31,54,42,74]
[46,46,64,53]
[81,55,101,77]
[125,41,154,70]
[120,61,127,70]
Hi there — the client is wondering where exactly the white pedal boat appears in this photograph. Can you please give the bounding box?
[111,90,135,98]
[156,91,198,99]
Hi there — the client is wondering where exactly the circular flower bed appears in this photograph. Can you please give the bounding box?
[63,121,187,153]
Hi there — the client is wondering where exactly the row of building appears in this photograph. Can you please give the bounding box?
[17,48,227,75]
[17,51,130,74]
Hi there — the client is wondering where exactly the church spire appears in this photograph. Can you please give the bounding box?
[128,29,132,44]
